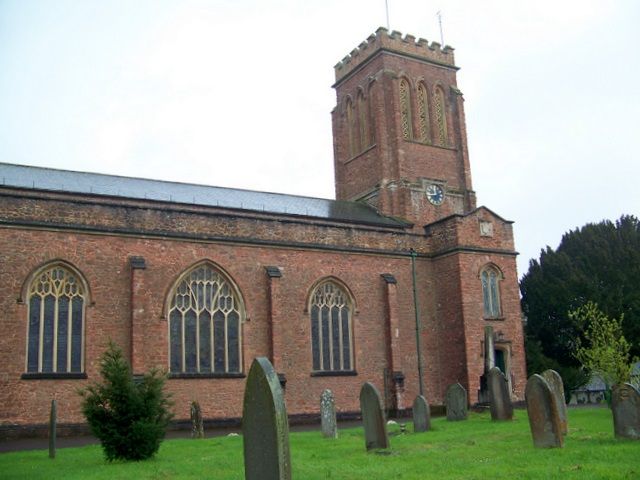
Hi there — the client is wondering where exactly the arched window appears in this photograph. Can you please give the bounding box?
[417,82,431,144]
[481,265,502,318]
[309,280,354,373]
[26,263,86,374]
[399,78,412,140]
[357,90,369,150]
[345,97,356,158]
[168,263,243,375]
[434,86,448,146]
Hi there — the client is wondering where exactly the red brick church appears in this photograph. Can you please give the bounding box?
[0,28,526,436]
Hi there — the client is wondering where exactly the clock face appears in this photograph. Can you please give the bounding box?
[426,184,444,205]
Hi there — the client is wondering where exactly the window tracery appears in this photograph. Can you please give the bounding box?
[358,90,369,150]
[346,98,356,158]
[417,83,431,144]
[434,86,448,146]
[168,264,242,375]
[481,265,502,318]
[399,79,412,140]
[26,264,85,374]
[310,281,353,373]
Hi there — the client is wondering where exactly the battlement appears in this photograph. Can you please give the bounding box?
[334,27,455,82]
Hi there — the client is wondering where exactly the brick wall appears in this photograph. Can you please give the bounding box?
[0,28,526,436]
[332,35,475,228]
[0,190,525,434]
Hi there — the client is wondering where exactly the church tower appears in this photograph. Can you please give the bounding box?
[332,27,476,228]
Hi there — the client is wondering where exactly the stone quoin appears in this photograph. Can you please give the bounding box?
[0,27,526,437]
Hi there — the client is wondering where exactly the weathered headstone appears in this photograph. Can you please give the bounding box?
[320,389,338,439]
[542,369,568,435]
[445,383,468,421]
[525,374,563,448]
[242,357,291,480]
[488,367,513,421]
[612,383,640,440]
[359,382,389,451]
[190,400,205,439]
[412,395,431,432]
[49,399,56,459]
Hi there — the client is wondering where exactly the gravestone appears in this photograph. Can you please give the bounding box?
[359,382,389,451]
[190,400,205,439]
[445,383,468,421]
[542,369,568,435]
[525,374,563,448]
[49,399,56,459]
[611,383,640,440]
[320,389,338,439]
[412,395,431,432]
[242,357,291,480]
[488,367,513,421]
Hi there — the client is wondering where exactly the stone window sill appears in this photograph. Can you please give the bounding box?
[21,372,87,380]
[484,316,505,321]
[310,370,358,377]
[168,372,245,379]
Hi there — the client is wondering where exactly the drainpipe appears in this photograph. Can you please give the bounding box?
[410,249,425,396]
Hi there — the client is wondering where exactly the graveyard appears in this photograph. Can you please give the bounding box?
[1,358,638,479]
[0,407,636,479]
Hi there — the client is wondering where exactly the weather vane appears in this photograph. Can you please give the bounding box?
[437,10,444,45]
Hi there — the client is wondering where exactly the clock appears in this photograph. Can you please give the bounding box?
[426,184,444,205]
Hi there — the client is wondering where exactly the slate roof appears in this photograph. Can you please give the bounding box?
[0,162,409,228]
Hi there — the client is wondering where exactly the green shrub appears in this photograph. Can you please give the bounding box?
[80,342,173,461]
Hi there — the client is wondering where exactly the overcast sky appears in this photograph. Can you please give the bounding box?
[1,0,638,278]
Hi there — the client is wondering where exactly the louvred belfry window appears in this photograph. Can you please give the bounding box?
[399,79,412,140]
[417,83,431,144]
[310,281,354,372]
[358,90,369,150]
[346,97,356,157]
[26,265,86,374]
[168,264,243,375]
[434,86,448,146]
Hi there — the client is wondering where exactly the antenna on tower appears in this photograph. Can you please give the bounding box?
[437,10,444,45]
[385,0,390,30]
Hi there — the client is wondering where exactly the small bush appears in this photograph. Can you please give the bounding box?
[80,341,173,461]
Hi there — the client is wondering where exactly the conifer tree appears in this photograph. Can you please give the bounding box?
[80,342,173,461]
[521,215,640,382]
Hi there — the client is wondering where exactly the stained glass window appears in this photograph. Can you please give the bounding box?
[310,281,353,372]
[481,266,502,318]
[26,265,85,374]
[168,264,243,374]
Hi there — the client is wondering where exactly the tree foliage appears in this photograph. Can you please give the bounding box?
[570,301,634,388]
[521,215,640,377]
[80,342,173,461]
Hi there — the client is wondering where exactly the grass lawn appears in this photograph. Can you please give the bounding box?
[1,407,637,479]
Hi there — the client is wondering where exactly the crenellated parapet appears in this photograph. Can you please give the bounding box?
[334,27,455,82]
